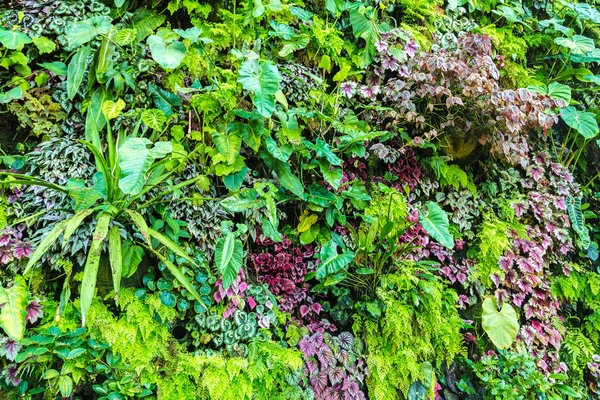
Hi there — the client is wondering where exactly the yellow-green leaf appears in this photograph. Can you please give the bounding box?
[102,99,126,120]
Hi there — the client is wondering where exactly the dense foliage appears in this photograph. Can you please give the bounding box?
[0,0,600,399]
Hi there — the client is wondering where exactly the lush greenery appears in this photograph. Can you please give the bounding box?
[0,0,600,399]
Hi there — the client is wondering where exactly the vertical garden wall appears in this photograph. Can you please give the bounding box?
[0,0,600,399]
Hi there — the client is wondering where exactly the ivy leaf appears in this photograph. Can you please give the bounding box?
[118,138,173,196]
[0,29,32,49]
[147,35,186,69]
[67,46,92,100]
[561,106,599,139]
[237,59,282,117]
[316,240,354,280]
[0,276,30,341]
[481,298,519,350]
[65,16,113,48]
[528,82,571,103]
[554,35,595,54]
[215,232,244,289]
[419,202,454,249]
[141,109,167,131]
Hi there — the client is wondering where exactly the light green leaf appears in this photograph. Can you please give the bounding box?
[121,241,144,278]
[115,29,137,46]
[554,35,595,54]
[561,106,599,139]
[279,34,310,57]
[141,109,167,131]
[316,240,354,280]
[80,213,111,325]
[31,36,56,54]
[148,82,181,116]
[108,226,123,302]
[0,87,23,104]
[67,46,92,100]
[118,138,173,196]
[133,11,166,41]
[65,16,113,48]
[114,0,126,7]
[481,298,519,349]
[265,137,292,162]
[24,219,69,275]
[0,276,30,341]
[58,375,73,397]
[0,29,32,49]
[147,35,186,69]
[237,59,282,117]
[215,232,244,289]
[102,99,126,120]
[212,131,242,165]
[62,209,95,247]
[126,210,151,245]
[528,82,571,103]
[419,202,454,249]
[66,173,107,212]
[221,189,265,212]
[38,61,67,76]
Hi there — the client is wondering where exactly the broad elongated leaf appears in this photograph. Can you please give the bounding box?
[24,219,69,275]
[80,213,111,326]
[0,29,32,49]
[62,209,95,247]
[419,202,454,249]
[65,16,112,48]
[561,106,599,139]
[85,89,108,148]
[567,196,591,249]
[482,298,519,349]
[147,227,196,266]
[0,276,30,341]
[39,61,67,76]
[316,240,354,279]
[126,210,151,244]
[67,46,92,100]
[118,138,173,195]
[108,226,123,302]
[133,11,166,41]
[215,232,244,289]
[221,189,265,212]
[147,35,186,69]
[237,59,282,117]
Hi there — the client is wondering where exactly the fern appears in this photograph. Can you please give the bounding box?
[428,156,477,196]
[471,214,514,287]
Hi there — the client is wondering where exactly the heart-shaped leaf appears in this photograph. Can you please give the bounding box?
[0,87,23,104]
[215,232,244,289]
[528,82,571,103]
[141,109,167,131]
[147,35,186,69]
[237,59,282,117]
[482,298,520,349]
[419,202,454,249]
[561,106,599,139]
[0,29,32,49]
[65,16,112,48]
[555,35,595,54]
[102,99,126,120]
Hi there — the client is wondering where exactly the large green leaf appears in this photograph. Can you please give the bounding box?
[62,209,95,247]
[561,106,599,139]
[237,59,282,117]
[67,46,92,100]
[279,34,310,57]
[147,35,186,69]
[85,89,108,148]
[0,276,30,341]
[554,35,595,54]
[419,202,454,249]
[118,138,173,196]
[212,131,242,165]
[65,16,113,48]
[66,172,107,212]
[80,213,111,326]
[316,240,355,280]
[215,232,244,289]
[481,298,520,349]
[528,82,571,103]
[0,87,23,104]
[133,10,166,41]
[24,219,69,275]
[221,189,265,212]
[38,62,68,76]
[141,109,167,131]
[0,29,32,49]
[148,83,181,116]
[567,196,591,249]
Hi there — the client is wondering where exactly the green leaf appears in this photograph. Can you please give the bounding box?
[223,167,247,192]
[481,298,519,350]
[279,34,310,57]
[147,227,196,266]
[567,196,591,249]
[102,99,125,120]
[0,276,30,341]
[221,189,265,212]
[0,29,32,49]
[215,232,244,289]
[80,213,111,325]
[554,35,595,54]
[0,87,23,104]
[121,241,144,278]
[147,35,186,69]
[316,240,354,280]
[108,226,123,302]
[419,202,454,249]
[24,219,69,275]
[141,109,167,131]
[38,61,67,76]
[554,384,581,398]
[237,59,282,117]
[31,36,56,54]
[115,29,137,46]
[85,89,108,148]
[528,82,571,103]
[148,82,181,116]
[58,375,73,397]
[67,46,92,100]
[319,161,342,190]
[265,137,292,162]
[62,209,95,247]
[65,16,113,48]
[125,210,151,244]
[212,131,242,165]
[268,21,295,39]
[133,11,166,41]
[118,138,173,196]
[561,106,599,139]
[66,173,107,212]
[114,0,126,7]
[304,138,342,165]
